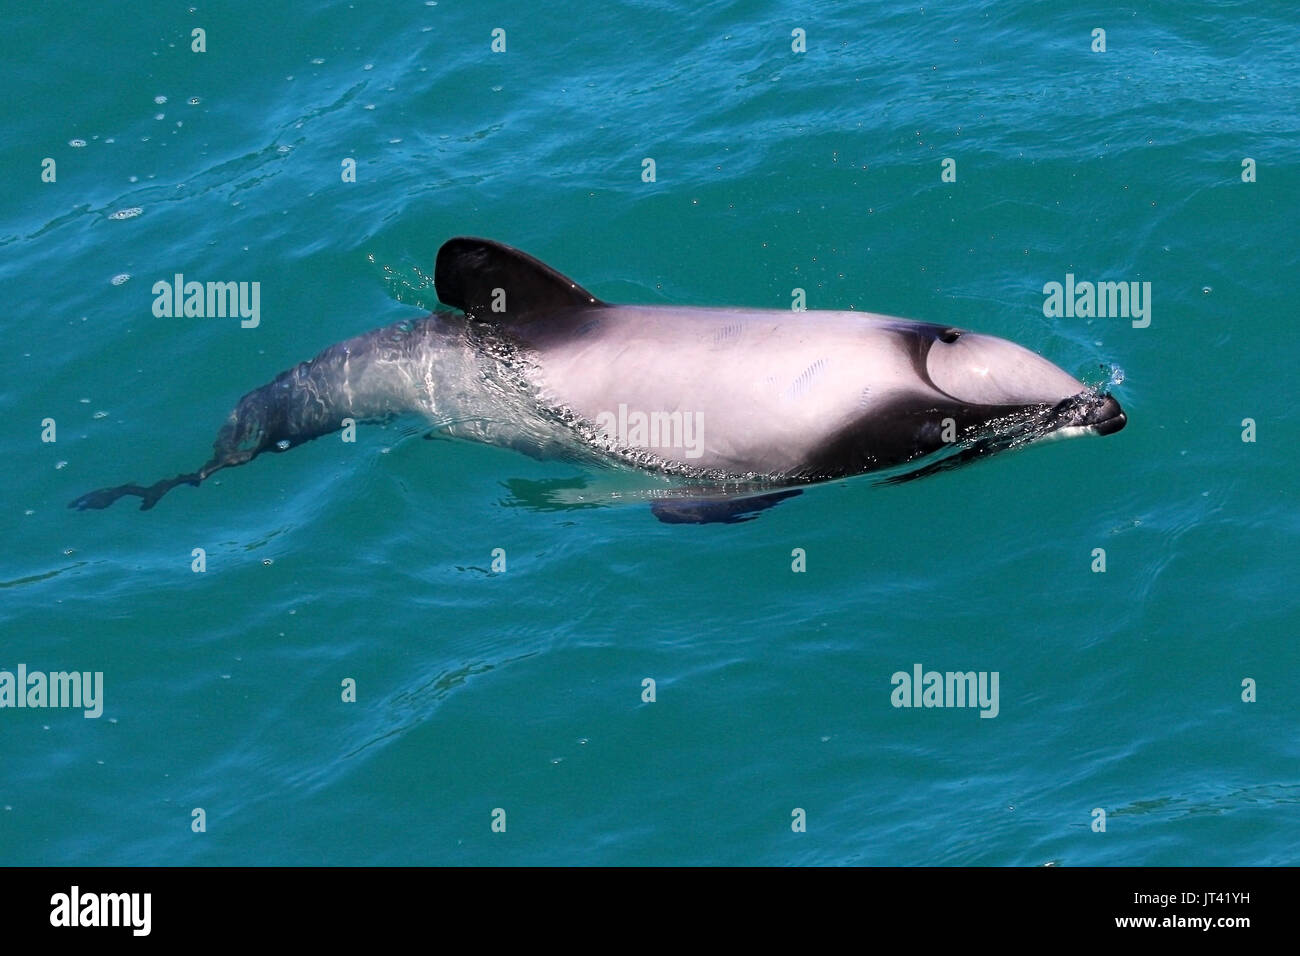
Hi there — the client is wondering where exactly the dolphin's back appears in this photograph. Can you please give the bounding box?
[512,305,933,477]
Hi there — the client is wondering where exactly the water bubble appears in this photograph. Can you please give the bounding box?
[108,207,143,220]
[69,138,87,148]
[154,95,167,104]
[262,558,273,566]
[92,410,108,419]
[1201,286,1212,295]
[1109,366,1125,386]
[276,439,291,450]
[188,96,201,105]
[110,273,131,286]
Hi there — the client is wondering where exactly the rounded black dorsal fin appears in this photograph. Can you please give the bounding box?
[434,237,604,320]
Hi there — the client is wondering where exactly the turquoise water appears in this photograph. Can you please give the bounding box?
[3,1,1298,865]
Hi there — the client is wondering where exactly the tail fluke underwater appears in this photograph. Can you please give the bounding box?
[71,471,206,512]
[69,318,430,511]
[69,379,305,511]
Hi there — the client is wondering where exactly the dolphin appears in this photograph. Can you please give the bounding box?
[70,237,1126,522]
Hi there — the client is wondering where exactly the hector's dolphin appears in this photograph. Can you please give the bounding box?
[71,237,1126,522]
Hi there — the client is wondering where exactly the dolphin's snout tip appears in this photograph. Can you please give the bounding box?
[1091,394,1126,436]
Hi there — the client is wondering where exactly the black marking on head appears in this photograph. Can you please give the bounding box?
[434,237,605,322]
[889,322,973,402]
[796,396,1038,481]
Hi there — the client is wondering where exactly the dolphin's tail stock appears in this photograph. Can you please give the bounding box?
[69,319,428,511]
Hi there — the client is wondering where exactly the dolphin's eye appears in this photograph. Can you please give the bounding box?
[938,328,963,344]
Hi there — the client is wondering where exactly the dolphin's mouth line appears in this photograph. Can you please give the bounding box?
[961,390,1127,451]
[1045,390,1127,437]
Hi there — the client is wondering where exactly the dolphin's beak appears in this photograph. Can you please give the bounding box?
[1089,394,1127,436]
[1046,392,1127,437]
